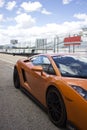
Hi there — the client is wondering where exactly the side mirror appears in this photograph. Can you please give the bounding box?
[31,66,43,75]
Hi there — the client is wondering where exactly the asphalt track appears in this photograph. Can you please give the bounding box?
[0,54,66,130]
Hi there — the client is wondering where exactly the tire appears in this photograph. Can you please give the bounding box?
[46,87,67,128]
[13,66,20,89]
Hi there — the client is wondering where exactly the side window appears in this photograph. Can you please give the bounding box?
[42,56,56,75]
[42,56,50,64]
[30,56,42,65]
[30,55,56,75]
[48,64,56,75]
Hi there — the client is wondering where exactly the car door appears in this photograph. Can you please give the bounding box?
[25,55,43,91]
[28,55,56,104]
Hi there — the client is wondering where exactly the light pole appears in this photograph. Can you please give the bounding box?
[54,35,59,53]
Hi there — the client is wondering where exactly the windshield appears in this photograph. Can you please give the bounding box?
[52,55,87,78]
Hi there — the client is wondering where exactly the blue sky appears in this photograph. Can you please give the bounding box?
[0,0,87,45]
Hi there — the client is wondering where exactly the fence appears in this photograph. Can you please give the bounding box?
[0,35,87,54]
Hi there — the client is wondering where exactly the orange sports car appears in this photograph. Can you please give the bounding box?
[13,54,87,130]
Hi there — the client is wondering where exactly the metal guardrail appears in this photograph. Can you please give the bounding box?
[0,51,39,57]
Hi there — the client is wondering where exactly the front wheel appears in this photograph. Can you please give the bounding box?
[13,66,20,89]
[46,87,67,128]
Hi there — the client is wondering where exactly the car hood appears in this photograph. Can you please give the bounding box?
[61,77,87,90]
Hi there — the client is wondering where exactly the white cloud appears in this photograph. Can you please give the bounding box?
[41,8,52,15]
[21,1,42,12]
[62,0,72,4]
[63,21,82,32]
[0,0,4,7]
[16,8,22,14]
[0,13,87,45]
[15,13,36,28]
[0,14,4,22]
[1,1,87,45]
[6,17,13,22]
[1,20,83,45]
[6,1,16,10]
[74,13,87,20]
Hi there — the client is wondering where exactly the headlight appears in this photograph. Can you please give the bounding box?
[71,85,87,100]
